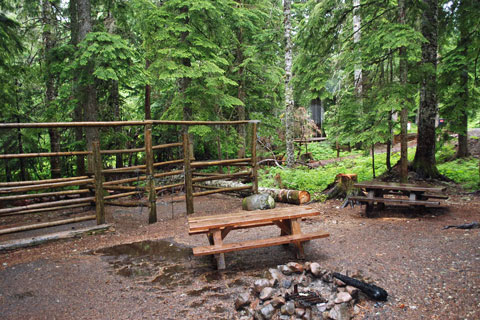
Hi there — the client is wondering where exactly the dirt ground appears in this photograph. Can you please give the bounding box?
[1,190,479,320]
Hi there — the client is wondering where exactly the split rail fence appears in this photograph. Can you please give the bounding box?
[0,120,259,236]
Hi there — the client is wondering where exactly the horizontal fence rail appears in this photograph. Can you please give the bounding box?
[0,120,259,236]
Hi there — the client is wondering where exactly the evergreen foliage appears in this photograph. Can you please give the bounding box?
[0,0,478,186]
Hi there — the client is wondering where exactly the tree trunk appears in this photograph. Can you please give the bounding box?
[70,0,85,176]
[456,4,470,158]
[16,125,26,181]
[235,22,246,159]
[42,0,61,179]
[4,157,11,182]
[412,0,440,178]
[111,80,123,168]
[236,80,246,159]
[78,0,99,174]
[456,110,469,158]
[386,115,392,171]
[398,0,408,182]
[284,0,294,168]
[178,6,192,121]
[145,59,152,120]
[353,0,362,97]
[371,144,375,178]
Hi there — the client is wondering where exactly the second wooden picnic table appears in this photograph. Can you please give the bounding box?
[350,181,447,216]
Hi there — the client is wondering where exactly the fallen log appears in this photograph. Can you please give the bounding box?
[0,224,112,251]
[0,215,96,235]
[202,180,310,205]
[260,188,310,205]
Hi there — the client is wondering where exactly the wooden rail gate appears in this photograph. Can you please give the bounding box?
[0,120,259,237]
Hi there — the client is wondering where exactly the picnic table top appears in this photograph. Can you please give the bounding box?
[354,181,446,193]
[188,206,320,234]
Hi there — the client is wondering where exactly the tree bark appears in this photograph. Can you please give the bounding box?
[412,0,440,178]
[16,125,26,181]
[353,0,362,97]
[145,59,152,120]
[236,30,246,159]
[178,6,192,121]
[398,0,408,182]
[283,0,295,168]
[111,80,123,168]
[456,1,470,158]
[42,0,61,179]
[78,0,99,174]
[371,144,376,178]
[70,0,85,176]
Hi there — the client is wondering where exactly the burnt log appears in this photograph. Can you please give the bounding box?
[333,272,388,301]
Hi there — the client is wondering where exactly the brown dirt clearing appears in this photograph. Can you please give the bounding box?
[0,192,479,319]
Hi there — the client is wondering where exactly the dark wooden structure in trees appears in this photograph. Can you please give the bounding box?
[0,120,259,236]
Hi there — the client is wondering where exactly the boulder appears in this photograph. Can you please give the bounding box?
[260,304,275,320]
[329,303,351,320]
[335,292,352,304]
[310,262,322,277]
[260,287,275,300]
[242,194,275,211]
[235,292,251,310]
[254,279,271,293]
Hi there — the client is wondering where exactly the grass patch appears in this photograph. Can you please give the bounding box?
[259,150,413,200]
[259,145,479,199]
[438,157,479,191]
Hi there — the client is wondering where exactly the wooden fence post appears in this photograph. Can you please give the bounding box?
[92,141,105,224]
[183,127,194,214]
[251,121,259,194]
[145,125,157,224]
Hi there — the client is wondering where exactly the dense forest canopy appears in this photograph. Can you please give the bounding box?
[0,0,479,182]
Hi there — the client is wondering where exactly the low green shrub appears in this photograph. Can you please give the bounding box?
[438,157,479,191]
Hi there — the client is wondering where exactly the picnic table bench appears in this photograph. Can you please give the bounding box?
[188,207,329,269]
[349,181,447,216]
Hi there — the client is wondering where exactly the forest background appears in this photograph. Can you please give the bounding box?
[0,0,479,188]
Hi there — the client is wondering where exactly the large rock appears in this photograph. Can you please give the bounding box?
[254,279,271,293]
[335,292,352,304]
[259,287,275,300]
[235,292,251,310]
[286,262,304,273]
[329,303,351,320]
[278,264,293,275]
[270,296,286,308]
[260,304,275,320]
[346,286,359,298]
[310,262,323,277]
[269,268,285,285]
[242,194,275,211]
[281,301,295,315]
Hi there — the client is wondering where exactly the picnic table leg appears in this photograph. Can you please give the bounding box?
[290,218,305,259]
[376,190,385,210]
[365,190,375,217]
[411,192,426,212]
[276,220,292,248]
[210,229,226,270]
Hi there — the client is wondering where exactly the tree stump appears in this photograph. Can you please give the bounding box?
[325,173,358,199]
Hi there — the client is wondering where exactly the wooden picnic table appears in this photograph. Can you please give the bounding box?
[350,181,447,216]
[188,207,329,270]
